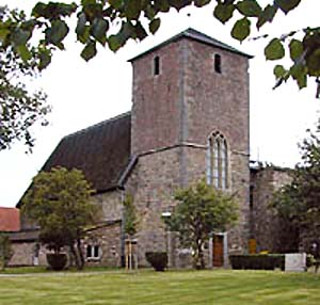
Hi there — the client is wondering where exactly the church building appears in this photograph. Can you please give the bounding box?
[12,28,281,268]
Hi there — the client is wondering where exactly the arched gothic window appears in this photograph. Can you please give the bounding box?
[206,132,228,189]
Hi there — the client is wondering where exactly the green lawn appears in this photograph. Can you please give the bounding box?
[0,269,319,305]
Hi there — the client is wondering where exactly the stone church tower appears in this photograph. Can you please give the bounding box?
[127,29,251,267]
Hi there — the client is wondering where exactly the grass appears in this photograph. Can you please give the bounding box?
[0,269,320,304]
[0,265,119,275]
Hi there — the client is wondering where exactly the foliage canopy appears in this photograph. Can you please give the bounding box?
[1,0,319,95]
[0,234,13,271]
[0,7,50,151]
[166,180,238,269]
[272,122,320,253]
[123,194,138,237]
[22,166,97,269]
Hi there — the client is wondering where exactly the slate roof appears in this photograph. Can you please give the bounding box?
[9,229,39,242]
[42,112,131,193]
[0,207,20,232]
[129,28,252,62]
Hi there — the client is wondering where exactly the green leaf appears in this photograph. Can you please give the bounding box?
[168,0,192,11]
[32,2,77,19]
[231,18,251,42]
[46,19,69,46]
[306,49,320,77]
[149,18,161,35]
[38,48,52,70]
[125,0,142,19]
[91,18,108,45]
[144,5,156,19]
[274,0,301,14]
[236,0,261,17]
[16,45,32,61]
[0,28,10,42]
[134,21,148,40]
[81,40,97,61]
[32,2,47,18]
[12,29,32,46]
[76,13,87,37]
[213,3,235,24]
[108,35,122,52]
[109,0,124,9]
[290,63,307,89]
[194,0,211,8]
[154,0,170,12]
[257,4,277,29]
[264,38,285,60]
[289,39,303,61]
[274,65,287,79]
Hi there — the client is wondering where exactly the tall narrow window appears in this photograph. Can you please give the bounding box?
[214,54,222,74]
[207,132,228,189]
[154,56,160,75]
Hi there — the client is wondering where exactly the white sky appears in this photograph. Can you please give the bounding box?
[1,0,320,207]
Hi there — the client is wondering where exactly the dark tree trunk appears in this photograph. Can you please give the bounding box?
[76,239,85,270]
[193,240,205,269]
[70,244,82,270]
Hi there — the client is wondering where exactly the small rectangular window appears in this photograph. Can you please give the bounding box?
[86,244,100,260]
[154,56,160,75]
[214,54,222,74]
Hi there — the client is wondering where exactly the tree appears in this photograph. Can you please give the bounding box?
[0,6,50,151]
[270,182,302,252]
[22,166,97,270]
[123,194,138,238]
[0,233,13,271]
[271,122,320,253]
[166,180,238,269]
[2,1,319,96]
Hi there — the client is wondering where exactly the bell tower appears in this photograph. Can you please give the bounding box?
[128,28,252,266]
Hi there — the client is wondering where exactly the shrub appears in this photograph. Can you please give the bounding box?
[229,254,285,270]
[46,253,68,271]
[145,252,168,271]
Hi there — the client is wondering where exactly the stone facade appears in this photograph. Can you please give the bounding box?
[250,164,293,253]
[83,221,122,267]
[12,30,259,269]
[127,33,251,266]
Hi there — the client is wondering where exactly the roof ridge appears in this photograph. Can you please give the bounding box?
[64,111,131,139]
[129,27,252,62]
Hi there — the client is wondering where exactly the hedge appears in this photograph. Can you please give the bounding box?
[46,253,68,271]
[145,252,168,271]
[229,254,285,270]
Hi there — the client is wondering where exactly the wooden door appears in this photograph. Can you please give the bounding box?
[213,235,224,267]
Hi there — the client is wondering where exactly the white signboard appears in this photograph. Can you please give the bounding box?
[285,253,306,272]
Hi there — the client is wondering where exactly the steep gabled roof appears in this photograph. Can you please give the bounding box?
[129,28,252,62]
[42,112,131,193]
[0,207,20,232]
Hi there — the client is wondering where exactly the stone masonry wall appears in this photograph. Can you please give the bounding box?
[131,42,182,155]
[9,242,47,266]
[92,190,123,223]
[83,222,122,267]
[125,147,181,267]
[129,36,251,267]
[250,166,292,253]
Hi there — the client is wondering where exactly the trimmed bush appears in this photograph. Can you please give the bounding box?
[46,253,68,271]
[145,252,168,271]
[229,254,285,271]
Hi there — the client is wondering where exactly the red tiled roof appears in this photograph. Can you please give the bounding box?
[0,207,20,232]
